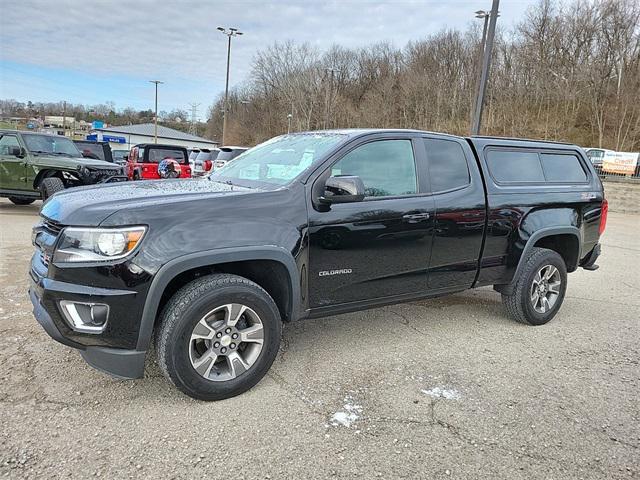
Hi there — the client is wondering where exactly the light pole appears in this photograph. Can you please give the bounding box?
[471,0,499,135]
[149,80,163,143]
[217,26,243,146]
[287,113,293,133]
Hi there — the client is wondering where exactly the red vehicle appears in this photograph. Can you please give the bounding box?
[126,144,192,180]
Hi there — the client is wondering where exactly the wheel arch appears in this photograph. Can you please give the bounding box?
[496,226,581,295]
[32,169,65,189]
[136,246,300,351]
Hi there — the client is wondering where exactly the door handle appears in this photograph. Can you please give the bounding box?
[402,213,430,223]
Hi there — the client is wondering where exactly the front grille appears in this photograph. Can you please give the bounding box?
[34,218,64,267]
[43,219,63,235]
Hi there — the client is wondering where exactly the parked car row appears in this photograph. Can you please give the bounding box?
[0,129,250,204]
[0,130,126,204]
[190,146,248,177]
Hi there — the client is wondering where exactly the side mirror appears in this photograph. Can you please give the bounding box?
[8,146,24,157]
[319,175,365,204]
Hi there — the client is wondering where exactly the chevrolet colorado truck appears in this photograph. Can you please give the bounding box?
[29,129,606,400]
[0,130,125,204]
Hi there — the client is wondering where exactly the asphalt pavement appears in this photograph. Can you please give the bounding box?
[0,198,638,479]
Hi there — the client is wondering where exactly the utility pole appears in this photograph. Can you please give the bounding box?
[471,0,499,136]
[324,68,336,129]
[62,101,67,136]
[149,80,163,143]
[188,102,200,135]
[217,26,243,146]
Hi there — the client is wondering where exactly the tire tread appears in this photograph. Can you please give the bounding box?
[154,273,277,398]
[501,247,565,325]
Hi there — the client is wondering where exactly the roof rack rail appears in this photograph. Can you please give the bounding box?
[469,135,574,146]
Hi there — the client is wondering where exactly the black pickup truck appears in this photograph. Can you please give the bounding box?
[29,129,606,400]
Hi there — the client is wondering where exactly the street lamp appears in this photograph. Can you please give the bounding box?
[287,113,293,133]
[217,26,243,146]
[471,1,500,135]
[149,80,164,143]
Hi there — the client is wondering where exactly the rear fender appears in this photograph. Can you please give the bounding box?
[495,225,580,295]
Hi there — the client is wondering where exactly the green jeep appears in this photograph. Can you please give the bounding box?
[0,130,126,205]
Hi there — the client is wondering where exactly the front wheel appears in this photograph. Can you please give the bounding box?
[8,196,36,205]
[501,247,568,325]
[39,177,65,201]
[155,274,282,400]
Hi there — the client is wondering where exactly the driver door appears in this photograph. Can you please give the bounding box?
[0,134,27,191]
[307,135,435,308]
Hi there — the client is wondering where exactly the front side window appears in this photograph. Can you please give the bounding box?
[0,135,20,155]
[424,138,470,192]
[330,140,417,197]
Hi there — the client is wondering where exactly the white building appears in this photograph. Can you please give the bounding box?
[89,123,218,151]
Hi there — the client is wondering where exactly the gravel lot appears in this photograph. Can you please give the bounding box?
[0,198,638,479]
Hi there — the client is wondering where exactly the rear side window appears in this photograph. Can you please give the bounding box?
[486,148,587,184]
[540,153,587,182]
[424,138,470,192]
[486,150,545,183]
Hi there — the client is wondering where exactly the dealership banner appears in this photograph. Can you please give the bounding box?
[602,151,639,175]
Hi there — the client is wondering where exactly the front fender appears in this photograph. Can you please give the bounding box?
[135,246,300,351]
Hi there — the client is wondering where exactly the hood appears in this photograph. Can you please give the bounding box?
[41,178,258,225]
[35,154,116,169]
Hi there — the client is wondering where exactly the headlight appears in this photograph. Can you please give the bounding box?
[53,226,146,263]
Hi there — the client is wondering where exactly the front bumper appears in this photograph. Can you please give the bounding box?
[29,289,146,379]
[29,254,147,379]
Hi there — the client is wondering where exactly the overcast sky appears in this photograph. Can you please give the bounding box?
[0,0,535,120]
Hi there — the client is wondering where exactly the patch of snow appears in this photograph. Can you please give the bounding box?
[421,387,461,400]
[329,395,363,428]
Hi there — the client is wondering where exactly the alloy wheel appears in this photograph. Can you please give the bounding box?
[530,264,561,314]
[188,303,264,382]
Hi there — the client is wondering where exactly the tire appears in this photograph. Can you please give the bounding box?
[155,273,282,401]
[39,177,65,201]
[8,196,36,205]
[501,247,568,326]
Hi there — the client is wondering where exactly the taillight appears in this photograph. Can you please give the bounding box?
[599,198,608,235]
[204,160,212,171]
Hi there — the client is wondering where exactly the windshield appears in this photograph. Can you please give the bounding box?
[24,134,81,156]
[209,133,345,186]
[113,150,128,160]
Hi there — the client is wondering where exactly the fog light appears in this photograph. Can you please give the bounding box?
[59,301,109,333]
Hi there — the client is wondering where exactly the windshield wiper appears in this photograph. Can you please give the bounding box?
[208,178,252,189]
[30,150,74,156]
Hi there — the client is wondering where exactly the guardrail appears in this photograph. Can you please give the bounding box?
[595,166,640,182]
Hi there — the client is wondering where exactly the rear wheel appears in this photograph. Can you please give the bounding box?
[502,247,567,325]
[8,196,36,205]
[155,274,282,401]
[39,177,65,201]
